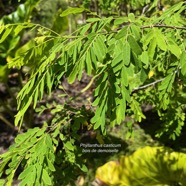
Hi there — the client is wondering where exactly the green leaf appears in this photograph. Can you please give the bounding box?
[97,35,107,56]
[18,166,34,180]
[114,17,129,26]
[77,60,84,81]
[64,141,74,151]
[180,52,186,76]
[94,111,106,131]
[140,51,149,68]
[15,95,33,126]
[92,94,107,130]
[80,23,91,35]
[17,75,36,102]
[128,35,142,55]
[79,164,88,172]
[60,7,86,17]
[158,2,185,21]
[46,70,53,95]
[0,26,13,43]
[0,25,5,35]
[92,95,101,107]
[0,65,9,83]
[33,88,38,109]
[47,158,55,172]
[68,65,79,84]
[34,140,46,155]
[128,13,135,21]
[140,69,147,83]
[142,30,154,50]
[167,38,181,58]
[42,169,52,185]
[130,98,145,122]
[112,53,123,67]
[159,73,173,91]
[115,26,128,40]
[130,24,141,40]
[116,98,126,124]
[122,42,130,65]
[148,37,156,61]
[155,30,167,51]
[45,134,53,151]
[121,66,128,87]
[86,18,101,23]
[85,50,92,75]
[93,35,106,61]
[0,179,5,186]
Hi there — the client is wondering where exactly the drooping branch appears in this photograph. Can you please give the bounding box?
[111,23,186,34]
[141,24,186,30]
[132,68,180,92]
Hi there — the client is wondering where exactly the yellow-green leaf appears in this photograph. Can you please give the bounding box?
[181,52,186,76]
[42,169,52,185]
[167,38,181,58]
[0,26,13,43]
[95,146,186,186]
[156,30,167,51]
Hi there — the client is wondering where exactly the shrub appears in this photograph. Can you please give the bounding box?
[0,1,186,185]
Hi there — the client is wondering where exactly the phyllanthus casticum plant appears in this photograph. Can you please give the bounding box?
[0,0,186,185]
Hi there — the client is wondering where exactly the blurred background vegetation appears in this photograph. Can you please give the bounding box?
[0,0,185,185]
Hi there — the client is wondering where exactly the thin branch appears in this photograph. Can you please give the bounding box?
[0,114,17,131]
[34,23,61,37]
[141,24,186,30]
[132,78,164,92]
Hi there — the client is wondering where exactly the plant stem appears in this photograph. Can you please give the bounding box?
[0,114,16,131]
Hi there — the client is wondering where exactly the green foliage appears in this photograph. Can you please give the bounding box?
[0,126,54,186]
[2,2,185,137]
[0,104,90,185]
[0,0,186,185]
[0,0,42,131]
[0,0,40,83]
[95,146,186,186]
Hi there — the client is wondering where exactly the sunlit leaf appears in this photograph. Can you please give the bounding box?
[42,169,52,185]
[64,141,74,151]
[0,26,13,43]
[115,26,128,40]
[180,52,186,76]
[122,42,130,65]
[60,7,87,17]
[155,30,167,51]
[95,146,186,186]
[130,24,141,40]
[167,38,181,58]
[148,37,156,61]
